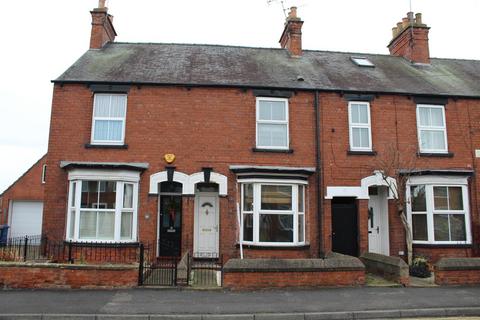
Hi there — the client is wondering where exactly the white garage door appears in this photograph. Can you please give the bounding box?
[9,201,44,238]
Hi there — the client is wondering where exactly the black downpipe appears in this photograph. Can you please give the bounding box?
[314,91,325,258]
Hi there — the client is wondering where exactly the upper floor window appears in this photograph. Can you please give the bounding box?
[91,94,127,145]
[408,181,471,245]
[241,182,305,246]
[256,97,289,149]
[348,101,372,151]
[416,104,448,153]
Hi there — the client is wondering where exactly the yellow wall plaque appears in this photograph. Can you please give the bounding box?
[164,153,176,164]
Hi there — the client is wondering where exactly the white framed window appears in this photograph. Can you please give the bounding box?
[91,94,127,145]
[416,104,448,153]
[66,170,139,242]
[407,177,471,245]
[348,101,372,151]
[256,97,289,149]
[241,182,306,246]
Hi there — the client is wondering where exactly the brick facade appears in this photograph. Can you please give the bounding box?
[42,85,480,264]
[44,85,318,261]
[0,155,46,225]
[320,92,480,262]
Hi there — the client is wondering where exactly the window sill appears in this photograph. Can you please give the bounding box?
[235,243,310,250]
[64,240,139,246]
[252,148,294,154]
[413,243,471,249]
[85,144,129,149]
[417,152,454,158]
[347,150,377,156]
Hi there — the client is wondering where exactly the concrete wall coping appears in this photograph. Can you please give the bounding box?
[223,257,365,273]
[360,252,408,268]
[436,258,480,271]
[0,261,137,271]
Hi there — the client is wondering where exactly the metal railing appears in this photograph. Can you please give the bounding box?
[0,235,141,264]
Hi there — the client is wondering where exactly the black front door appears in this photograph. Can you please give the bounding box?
[331,197,359,257]
[159,195,182,256]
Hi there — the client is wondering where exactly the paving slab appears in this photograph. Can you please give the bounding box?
[305,312,354,320]
[255,313,304,320]
[354,309,402,319]
[149,316,202,320]
[0,316,41,320]
[42,316,96,320]
[202,315,253,320]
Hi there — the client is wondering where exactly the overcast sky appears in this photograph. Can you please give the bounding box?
[0,0,479,192]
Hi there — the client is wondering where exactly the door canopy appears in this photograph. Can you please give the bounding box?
[326,171,397,199]
[149,170,227,196]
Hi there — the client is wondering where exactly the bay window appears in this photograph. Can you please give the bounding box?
[408,178,471,244]
[241,182,305,246]
[67,177,138,242]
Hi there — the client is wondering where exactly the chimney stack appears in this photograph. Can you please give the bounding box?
[89,0,117,49]
[279,7,304,57]
[388,12,430,64]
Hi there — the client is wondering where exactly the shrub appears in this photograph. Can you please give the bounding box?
[0,249,23,262]
[409,256,431,278]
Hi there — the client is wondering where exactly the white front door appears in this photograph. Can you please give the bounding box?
[194,194,219,256]
[368,187,390,255]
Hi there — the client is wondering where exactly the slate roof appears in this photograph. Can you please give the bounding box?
[55,42,480,98]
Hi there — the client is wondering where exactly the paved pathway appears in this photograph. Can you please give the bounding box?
[0,286,479,319]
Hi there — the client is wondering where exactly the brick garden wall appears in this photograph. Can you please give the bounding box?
[0,262,137,289]
[223,256,365,289]
[224,270,365,289]
[435,269,480,286]
[434,258,480,285]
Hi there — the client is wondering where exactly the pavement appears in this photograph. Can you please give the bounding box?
[0,286,480,319]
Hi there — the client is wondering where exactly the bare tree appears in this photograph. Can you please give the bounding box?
[375,144,417,265]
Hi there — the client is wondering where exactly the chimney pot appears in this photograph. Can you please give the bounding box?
[392,27,398,38]
[402,17,409,28]
[288,7,298,20]
[407,11,414,22]
[415,13,422,24]
[98,0,106,9]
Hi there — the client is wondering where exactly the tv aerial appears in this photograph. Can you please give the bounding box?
[267,0,288,18]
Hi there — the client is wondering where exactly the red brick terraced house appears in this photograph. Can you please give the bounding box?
[38,2,480,275]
